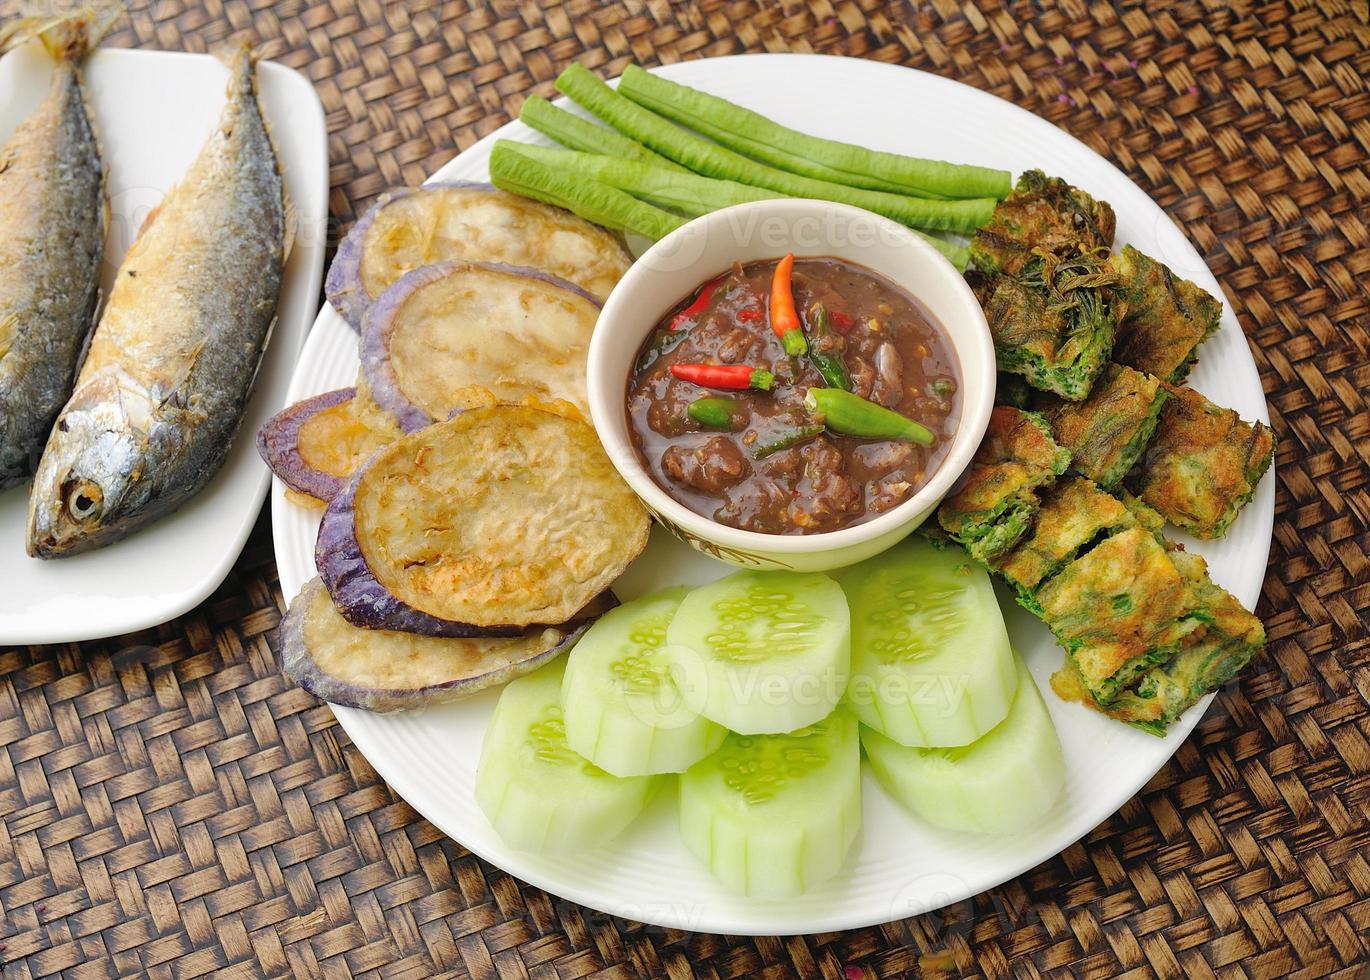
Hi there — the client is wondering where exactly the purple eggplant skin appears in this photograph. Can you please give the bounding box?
[315,461,622,636]
[359,260,603,432]
[323,183,484,331]
[281,577,592,712]
[314,463,519,636]
[255,387,356,501]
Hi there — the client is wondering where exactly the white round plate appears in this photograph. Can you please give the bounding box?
[270,54,1274,935]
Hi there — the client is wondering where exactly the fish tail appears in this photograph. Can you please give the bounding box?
[212,38,258,93]
[213,39,294,262]
[0,0,122,61]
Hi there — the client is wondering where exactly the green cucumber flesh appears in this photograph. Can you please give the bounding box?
[561,587,726,776]
[679,708,861,898]
[840,536,1017,747]
[862,655,1065,834]
[665,570,851,734]
[475,659,657,853]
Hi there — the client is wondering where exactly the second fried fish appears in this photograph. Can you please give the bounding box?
[27,44,286,557]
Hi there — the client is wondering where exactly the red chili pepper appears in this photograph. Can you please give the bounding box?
[769,253,808,357]
[671,362,775,391]
[670,274,725,330]
[737,307,763,322]
[829,310,854,332]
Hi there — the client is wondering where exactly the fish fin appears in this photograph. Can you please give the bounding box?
[155,338,212,416]
[212,38,255,65]
[281,189,297,265]
[0,311,18,362]
[211,38,257,74]
[69,287,101,385]
[242,315,278,407]
[0,0,122,61]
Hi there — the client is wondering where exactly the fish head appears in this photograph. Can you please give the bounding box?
[27,369,186,558]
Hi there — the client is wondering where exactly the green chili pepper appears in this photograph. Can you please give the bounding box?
[804,387,934,445]
[635,328,689,373]
[804,303,851,390]
[687,396,742,430]
[750,423,825,459]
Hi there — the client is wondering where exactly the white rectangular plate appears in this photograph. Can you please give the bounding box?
[0,47,327,644]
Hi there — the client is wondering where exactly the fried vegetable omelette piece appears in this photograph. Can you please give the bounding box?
[969,169,1117,277]
[971,251,1119,401]
[1040,363,1170,488]
[994,371,1034,409]
[1111,245,1221,383]
[1117,488,1166,539]
[992,476,1133,610]
[936,406,1070,563]
[1128,383,1275,539]
[1050,548,1264,734]
[1037,526,1207,704]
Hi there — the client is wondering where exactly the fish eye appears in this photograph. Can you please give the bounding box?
[62,481,104,523]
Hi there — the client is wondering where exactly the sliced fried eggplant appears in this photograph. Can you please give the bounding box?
[315,405,649,636]
[360,261,601,431]
[325,181,630,329]
[256,386,403,502]
[281,577,592,711]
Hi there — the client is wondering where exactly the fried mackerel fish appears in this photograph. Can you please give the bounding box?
[1039,363,1170,488]
[1111,245,1221,383]
[969,250,1119,401]
[0,5,114,489]
[969,169,1116,277]
[936,406,1070,563]
[1050,548,1265,735]
[1128,383,1275,539]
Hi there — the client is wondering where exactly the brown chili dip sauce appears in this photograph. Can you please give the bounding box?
[627,256,961,535]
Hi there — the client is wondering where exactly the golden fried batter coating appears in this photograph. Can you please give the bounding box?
[1037,527,1204,703]
[1040,363,1169,487]
[1128,384,1275,539]
[993,476,1132,599]
[970,169,1116,277]
[1111,245,1221,383]
[936,407,1070,562]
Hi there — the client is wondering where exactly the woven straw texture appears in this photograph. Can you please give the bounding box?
[3,1,1368,977]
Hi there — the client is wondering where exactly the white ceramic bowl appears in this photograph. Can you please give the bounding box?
[588,199,995,571]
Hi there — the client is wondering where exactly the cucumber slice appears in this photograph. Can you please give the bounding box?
[475,659,657,852]
[561,587,726,776]
[665,571,851,734]
[841,538,1017,747]
[862,656,1066,834]
[679,709,861,898]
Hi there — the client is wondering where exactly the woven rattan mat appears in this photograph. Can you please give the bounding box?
[3,1,1368,977]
